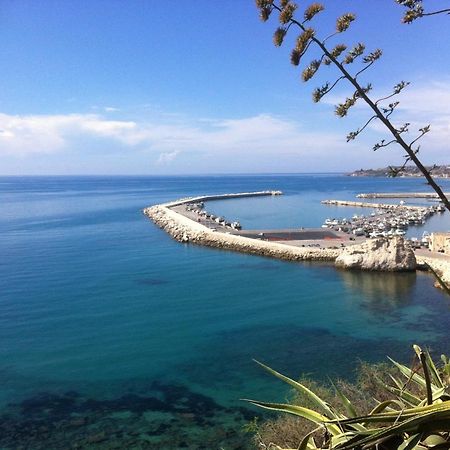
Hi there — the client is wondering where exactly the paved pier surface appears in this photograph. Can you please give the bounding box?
[173,203,364,249]
[235,228,342,240]
[232,228,364,248]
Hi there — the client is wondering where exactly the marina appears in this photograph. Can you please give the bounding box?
[168,193,444,250]
[320,201,444,243]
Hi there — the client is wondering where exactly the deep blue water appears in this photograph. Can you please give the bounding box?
[1,175,450,449]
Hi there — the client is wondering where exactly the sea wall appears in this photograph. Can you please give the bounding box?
[322,199,427,211]
[357,192,449,199]
[143,204,339,262]
[165,190,282,208]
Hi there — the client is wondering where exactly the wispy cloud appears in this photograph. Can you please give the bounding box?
[104,106,120,112]
[0,111,349,157]
[157,150,180,165]
[2,79,447,174]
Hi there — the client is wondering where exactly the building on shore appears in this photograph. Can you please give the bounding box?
[430,232,450,254]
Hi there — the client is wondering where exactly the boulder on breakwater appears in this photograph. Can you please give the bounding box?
[335,236,416,271]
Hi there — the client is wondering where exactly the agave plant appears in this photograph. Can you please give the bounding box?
[245,345,450,449]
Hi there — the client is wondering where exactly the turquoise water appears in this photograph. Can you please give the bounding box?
[1,175,450,449]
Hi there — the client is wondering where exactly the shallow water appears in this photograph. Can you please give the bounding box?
[1,175,450,449]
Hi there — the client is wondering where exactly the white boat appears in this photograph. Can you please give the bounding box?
[353,228,364,236]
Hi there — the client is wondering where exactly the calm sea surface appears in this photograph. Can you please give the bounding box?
[1,175,450,449]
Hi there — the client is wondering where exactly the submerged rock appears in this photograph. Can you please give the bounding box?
[335,237,416,271]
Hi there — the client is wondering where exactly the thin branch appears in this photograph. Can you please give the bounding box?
[324,75,345,94]
[354,60,375,79]
[347,114,378,141]
[373,139,398,151]
[422,8,450,17]
[322,31,339,44]
[409,126,430,147]
[376,92,399,106]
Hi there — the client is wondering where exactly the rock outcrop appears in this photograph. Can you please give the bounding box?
[335,237,416,271]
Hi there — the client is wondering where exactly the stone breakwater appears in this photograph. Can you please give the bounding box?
[143,204,339,262]
[322,199,428,212]
[165,190,282,208]
[357,192,450,199]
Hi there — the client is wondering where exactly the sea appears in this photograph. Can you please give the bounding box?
[1,174,450,449]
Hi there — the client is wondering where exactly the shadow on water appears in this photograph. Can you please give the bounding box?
[337,270,416,314]
[0,382,258,450]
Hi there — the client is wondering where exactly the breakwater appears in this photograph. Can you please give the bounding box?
[322,199,428,211]
[143,193,339,262]
[165,190,282,208]
[357,192,450,199]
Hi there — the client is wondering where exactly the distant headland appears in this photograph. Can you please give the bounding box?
[347,165,450,178]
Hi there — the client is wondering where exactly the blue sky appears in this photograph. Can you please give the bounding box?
[0,0,449,174]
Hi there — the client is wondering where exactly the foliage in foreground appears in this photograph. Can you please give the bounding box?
[245,345,450,449]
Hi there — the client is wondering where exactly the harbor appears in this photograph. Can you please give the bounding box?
[170,194,443,249]
[144,189,450,287]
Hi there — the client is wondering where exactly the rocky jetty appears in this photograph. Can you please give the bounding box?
[335,237,416,271]
[144,205,339,262]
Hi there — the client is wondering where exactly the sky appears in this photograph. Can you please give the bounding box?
[0,0,449,175]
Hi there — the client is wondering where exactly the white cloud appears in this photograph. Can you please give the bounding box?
[2,80,448,174]
[0,111,350,159]
[157,150,180,165]
[104,106,120,112]
[0,113,80,155]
